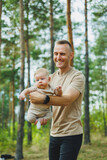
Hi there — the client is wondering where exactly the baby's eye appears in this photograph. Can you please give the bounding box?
[36,79,39,81]
[41,78,44,80]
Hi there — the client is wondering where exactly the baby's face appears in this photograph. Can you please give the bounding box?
[34,72,49,89]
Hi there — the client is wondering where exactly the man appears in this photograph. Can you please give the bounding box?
[30,40,85,160]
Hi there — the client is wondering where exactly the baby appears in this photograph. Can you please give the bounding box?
[19,68,62,129]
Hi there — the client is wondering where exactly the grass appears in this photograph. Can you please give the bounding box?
[23,145,48,160]
[23,133,107,160]
[0,133,107,160]
[78,133,107,160]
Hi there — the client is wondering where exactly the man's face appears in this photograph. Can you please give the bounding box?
[35,72,49,89]
[53,44,72,69]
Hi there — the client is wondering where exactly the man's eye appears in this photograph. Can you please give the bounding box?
[60,53,65,56]
[54,52,58,55]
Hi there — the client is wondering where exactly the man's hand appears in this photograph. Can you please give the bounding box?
[29,91,46,104]
[35,118,47,126]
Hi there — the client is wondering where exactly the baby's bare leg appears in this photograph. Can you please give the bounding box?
[44,110,53,120]
[27,109,37,123]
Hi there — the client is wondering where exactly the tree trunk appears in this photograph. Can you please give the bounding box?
[105,82,107,136]
[66,0,74,66]
[12,54,15,140]
[26,40,32,144]
[1,93,4,129]
[0,0,2,128]
[26,39,32,143]
[101,67,107,136]
[25,0,32,144]
[84,0,90,144]
[15,0,25,159]
[102,102,107,136]
[0,0,2,73]
[9,84,12,137]
[50,0,54,73]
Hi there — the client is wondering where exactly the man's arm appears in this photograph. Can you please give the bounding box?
[49,87,80,106]
[30,87,80,126]
[29,87,80,106]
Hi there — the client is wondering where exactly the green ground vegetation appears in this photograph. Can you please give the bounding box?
[0,125,107,160]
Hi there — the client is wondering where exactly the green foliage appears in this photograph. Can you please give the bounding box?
[74,45,85,74]
[89,26,107,93]
[0,127,17,153]
[53,15,66,33]
[4,0,19,10]
[81,105,107,133]
[92,2,107,18]
[24,121,50,146]
[90,0,107,31]
[90,107,105,132]
[0,120,50,154]
[30,47,42,60]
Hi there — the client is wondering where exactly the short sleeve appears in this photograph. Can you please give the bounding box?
[69,72,85,93]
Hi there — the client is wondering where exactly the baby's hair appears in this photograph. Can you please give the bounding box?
[34,68,49,77]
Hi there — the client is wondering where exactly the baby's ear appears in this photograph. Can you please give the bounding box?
[48,76,51,82]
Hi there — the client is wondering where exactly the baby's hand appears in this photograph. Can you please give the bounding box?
[54,86,62,96]
[19,93,25,100]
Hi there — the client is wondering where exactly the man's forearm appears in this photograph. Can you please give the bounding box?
[29,88,80,107]
[48,87,80,106]
[48,95,71,106]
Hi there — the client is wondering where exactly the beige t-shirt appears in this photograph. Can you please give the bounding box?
[50,67,85,137]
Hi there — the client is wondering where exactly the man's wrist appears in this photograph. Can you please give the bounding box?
[43,95,50,104]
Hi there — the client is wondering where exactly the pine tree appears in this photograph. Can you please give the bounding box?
[84,0,90,144]
[15,0,25,159]
[24,0,32,144]
[50,0,55,73]
[66,0,74,66]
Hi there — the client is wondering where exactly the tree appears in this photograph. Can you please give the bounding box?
[0,0,2,129]
[11,47,16,139]
[15,0,25,159]
[0,0,2,76]
[0,0,2,68]
[84,0,90,144]
[66,0,74,66]
[50,0,55,73]
[24,0,32,144]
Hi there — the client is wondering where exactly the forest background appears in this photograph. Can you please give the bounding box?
[0,0,107,160]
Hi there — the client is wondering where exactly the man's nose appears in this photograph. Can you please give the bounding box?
[57,54,61,59]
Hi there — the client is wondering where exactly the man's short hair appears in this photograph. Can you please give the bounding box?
[34,68,49,77]
[56,40,72,51]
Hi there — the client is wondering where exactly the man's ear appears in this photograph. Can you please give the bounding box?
[70,52,74,60]
[48,76,51,82]
[70,52,74,66]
